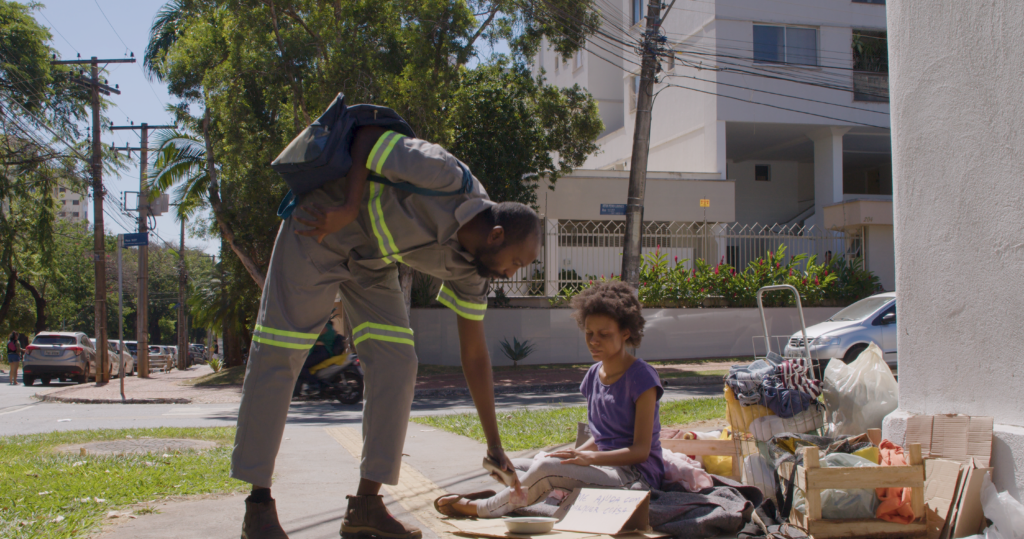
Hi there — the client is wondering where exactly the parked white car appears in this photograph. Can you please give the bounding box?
[147,345,174,372]
[108,340,136,377]
[783,292,897,368]
[22,332,96,385]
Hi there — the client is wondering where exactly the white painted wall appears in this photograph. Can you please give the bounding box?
[410,307,836,367]
[728,160,806,226]
[886,0,1024,498]
[865,225,894,292]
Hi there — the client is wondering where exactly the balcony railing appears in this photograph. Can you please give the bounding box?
[853,71,889,102]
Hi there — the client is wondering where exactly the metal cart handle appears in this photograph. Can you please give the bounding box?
[756,284,812,360]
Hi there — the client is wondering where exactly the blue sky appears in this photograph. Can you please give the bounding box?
[34,0,217,256]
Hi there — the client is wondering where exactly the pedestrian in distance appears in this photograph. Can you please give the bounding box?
[7,332,23,385]
[234,121,541,539]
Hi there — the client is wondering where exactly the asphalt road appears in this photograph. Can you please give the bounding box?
[0,369,719,436]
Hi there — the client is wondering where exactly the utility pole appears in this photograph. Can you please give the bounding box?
[110,122,174,377]
[178,218,187,370]
[52,55,135,383]
[620,0,665,289]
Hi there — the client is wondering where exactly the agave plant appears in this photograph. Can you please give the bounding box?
[499,337,536,369]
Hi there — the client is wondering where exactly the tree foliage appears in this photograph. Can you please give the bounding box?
[143,0,606,357]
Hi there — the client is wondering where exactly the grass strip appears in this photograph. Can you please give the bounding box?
[180,365,246,386]
[412,397,726,451]
[0,427,246,539]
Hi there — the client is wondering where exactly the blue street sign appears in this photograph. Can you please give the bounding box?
[600,203,627,216]
[122,233,149,247]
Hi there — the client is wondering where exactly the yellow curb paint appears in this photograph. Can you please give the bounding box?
[324,427,460,539]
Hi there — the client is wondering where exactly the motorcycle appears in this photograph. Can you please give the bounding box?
[312,353,364,405]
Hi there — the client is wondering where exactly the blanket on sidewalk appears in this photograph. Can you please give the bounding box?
[515,476,762,539]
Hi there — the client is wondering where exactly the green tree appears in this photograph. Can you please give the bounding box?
[143,0,604,360]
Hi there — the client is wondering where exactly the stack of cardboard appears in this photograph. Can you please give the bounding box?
[912,415,995,539]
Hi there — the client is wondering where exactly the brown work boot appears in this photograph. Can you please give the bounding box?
[241,499,289,539]
[341,495,422,539]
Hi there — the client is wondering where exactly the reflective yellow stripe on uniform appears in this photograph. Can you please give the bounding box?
[251,324,319,350]
[366,132,406,265]
[436,284,487,321]
[368,131,406,175]
[367,183,403,264]
[351,321,415,347]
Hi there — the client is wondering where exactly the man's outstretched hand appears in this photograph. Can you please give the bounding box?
[487,446,523,492]
[294,202,359,243]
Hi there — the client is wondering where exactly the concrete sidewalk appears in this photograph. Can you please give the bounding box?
[94,422,518,539]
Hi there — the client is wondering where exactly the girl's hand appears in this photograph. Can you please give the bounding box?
[549,448,595,466]
[295,202,359,243]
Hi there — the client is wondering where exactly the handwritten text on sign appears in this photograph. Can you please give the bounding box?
[555,489,649,534]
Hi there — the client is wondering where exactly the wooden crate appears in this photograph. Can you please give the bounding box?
[788,443,926,539]
[660,438,744,481]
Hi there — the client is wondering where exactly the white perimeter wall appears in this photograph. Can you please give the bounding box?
[410,307,835,367]
[887,0,1024,497]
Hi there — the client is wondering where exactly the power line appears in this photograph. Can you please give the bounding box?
[37,11,80,55]
[658,82,888,129]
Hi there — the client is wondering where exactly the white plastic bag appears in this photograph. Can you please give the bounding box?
[980,472,1024,539]
[822,343,899,437]
[794,453,880,519]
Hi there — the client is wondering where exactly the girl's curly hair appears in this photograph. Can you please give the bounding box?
[569,281,645,347]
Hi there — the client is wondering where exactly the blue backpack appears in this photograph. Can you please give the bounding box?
[272,93,472,219]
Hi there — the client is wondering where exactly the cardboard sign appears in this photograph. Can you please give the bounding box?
[450,519,668,539]
[555,489,651,535]
[924,459,964,539]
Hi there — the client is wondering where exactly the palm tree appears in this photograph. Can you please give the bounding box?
[145,0,265,289]
[148,117,266,289]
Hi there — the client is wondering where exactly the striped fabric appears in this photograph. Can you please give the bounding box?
[251,324,319,351]
[776,357,822,399]
[367,131,406,175]
[351,321,414,348]
[435,284,487,321]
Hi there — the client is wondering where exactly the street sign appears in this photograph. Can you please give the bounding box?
[600,203,627,215]
[122,233,148,247]
[699,198,711,208]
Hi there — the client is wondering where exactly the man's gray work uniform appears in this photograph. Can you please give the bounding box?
[231,131,492,487]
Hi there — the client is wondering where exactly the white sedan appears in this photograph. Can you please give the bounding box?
[784,292,897,367]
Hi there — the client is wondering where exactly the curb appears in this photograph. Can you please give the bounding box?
[413,374,722,399]
[33,393,192,405]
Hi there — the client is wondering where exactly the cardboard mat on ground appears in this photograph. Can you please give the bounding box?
[450,488,668,539]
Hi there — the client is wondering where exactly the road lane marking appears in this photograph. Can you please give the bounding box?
[0,405,35,416]
[325,427,458,539]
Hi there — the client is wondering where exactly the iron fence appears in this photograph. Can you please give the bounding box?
[494,220,849,297]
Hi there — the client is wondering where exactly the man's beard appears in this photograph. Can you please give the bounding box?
[473,243,506,279]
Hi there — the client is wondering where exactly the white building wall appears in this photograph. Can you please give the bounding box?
[885,0,1024,498]
[728,160,805,226]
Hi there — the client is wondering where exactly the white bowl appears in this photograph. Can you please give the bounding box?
[502,517,558,535]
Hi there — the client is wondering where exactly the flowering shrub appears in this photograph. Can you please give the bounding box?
[551,244,879,308]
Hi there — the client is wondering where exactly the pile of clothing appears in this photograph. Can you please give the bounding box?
[725,353,822,419]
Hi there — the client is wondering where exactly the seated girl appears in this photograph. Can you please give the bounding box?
[435,281,664,518]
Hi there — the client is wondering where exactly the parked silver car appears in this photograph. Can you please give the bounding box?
[108,340,136,377]
[147,345,174,372]
[783,292,897,367]
[22,332,96,385]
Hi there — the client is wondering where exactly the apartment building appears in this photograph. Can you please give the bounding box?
[532,0,894,290]
[56,185,88,223]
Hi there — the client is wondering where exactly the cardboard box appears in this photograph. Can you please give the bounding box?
[950,462,993,539]
[905,414,993,466]
[924,459,964,539]
[450,519,668,539]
